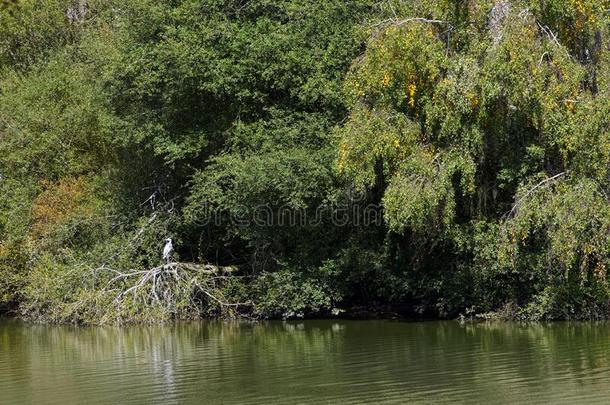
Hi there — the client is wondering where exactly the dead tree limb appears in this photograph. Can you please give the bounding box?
[505,171,567,219]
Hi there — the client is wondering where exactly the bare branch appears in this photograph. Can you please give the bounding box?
[99,261,248,320]
[505,172,567,219]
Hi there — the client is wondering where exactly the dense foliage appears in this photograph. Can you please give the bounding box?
[0,0,608,323]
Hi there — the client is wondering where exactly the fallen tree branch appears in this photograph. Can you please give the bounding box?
[98,262,249,321]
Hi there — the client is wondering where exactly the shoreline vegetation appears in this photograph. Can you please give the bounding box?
[1,0,609,324]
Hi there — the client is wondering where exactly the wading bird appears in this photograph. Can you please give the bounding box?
[163,238,173,263]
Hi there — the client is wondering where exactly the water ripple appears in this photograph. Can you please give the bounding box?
[3,320,610,404]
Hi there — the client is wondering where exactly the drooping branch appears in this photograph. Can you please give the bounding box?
[372,17,450,29]
[505,172,567,219]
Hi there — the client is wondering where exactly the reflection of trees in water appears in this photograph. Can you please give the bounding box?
[460,322,610,380]
[3,320,610,403]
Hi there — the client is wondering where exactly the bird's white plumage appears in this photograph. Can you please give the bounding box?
[163,238,173,262]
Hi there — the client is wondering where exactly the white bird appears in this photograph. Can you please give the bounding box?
[162,238,173,263]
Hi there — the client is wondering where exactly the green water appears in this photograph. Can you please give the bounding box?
[2,320,610,404]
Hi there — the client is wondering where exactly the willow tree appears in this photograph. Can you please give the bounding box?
[336,0,610,319]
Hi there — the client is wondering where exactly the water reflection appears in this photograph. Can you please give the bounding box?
[2,320,610,403]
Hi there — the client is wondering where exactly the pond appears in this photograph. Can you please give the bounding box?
[2,319,610,403]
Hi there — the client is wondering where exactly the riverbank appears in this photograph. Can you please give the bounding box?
[3,294,610,326]
[3,258,610,325]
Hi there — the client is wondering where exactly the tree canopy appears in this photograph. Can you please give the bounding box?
[0,0,608,322]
